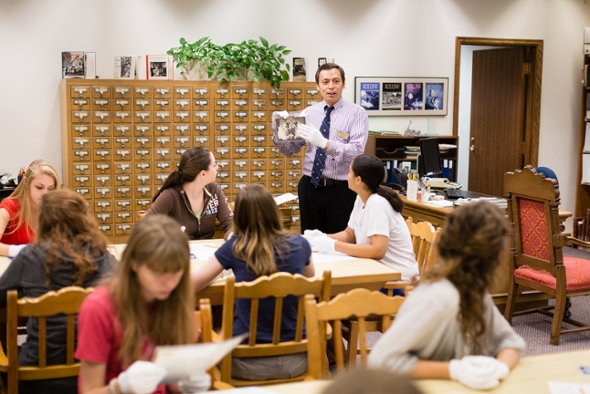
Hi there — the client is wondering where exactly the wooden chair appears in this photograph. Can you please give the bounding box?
[304,289,404,379]
[195,298,234,391]
[344,219,439,366]
[0,286,93,394]
[503,165,590,345]
[219,271,331,387]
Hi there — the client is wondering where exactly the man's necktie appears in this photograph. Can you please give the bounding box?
[311,106,334,187]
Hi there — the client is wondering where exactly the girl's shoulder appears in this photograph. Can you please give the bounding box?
[0,197,20,212]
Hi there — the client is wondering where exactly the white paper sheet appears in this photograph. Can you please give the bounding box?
[548,381,590,393]
[189,243,219,260]
[154,333,248,384]
[273,192,298,205]
[311,251,358,263]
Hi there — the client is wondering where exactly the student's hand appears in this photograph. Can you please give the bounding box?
[118,361,167,394]
[178,372,211,393]
[298,124,327,149]
[310,236,336,254]
[449,356,505,390]
[303,229,326,242]
[8,244,26,258]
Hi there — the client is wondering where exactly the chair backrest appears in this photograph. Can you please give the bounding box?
[304,289,404,379]
[1,286,93,393]
[406,220,440,276]
[220,270,331,384]
[504,165,563,275]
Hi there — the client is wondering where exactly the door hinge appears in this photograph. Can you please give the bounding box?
[523,62,531,75]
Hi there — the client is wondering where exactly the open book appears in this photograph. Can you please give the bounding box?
[154,333,247,384]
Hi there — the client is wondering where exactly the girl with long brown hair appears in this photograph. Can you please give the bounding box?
[368,201,525,391]
[145,147,233,240]
[192,184,314,381]
[0,189,114,394]
[0,159,59,257]
[76,214,210,394]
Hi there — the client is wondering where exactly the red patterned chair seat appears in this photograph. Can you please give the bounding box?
[514,257,590,291]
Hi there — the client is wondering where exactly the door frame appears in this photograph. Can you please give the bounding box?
[453,37,543,169]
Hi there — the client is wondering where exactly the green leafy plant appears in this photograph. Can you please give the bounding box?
[167,36,291,88]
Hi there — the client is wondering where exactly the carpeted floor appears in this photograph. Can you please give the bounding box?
[361,246,590,362]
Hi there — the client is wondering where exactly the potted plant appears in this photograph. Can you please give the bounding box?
[166,36,219,80]
[167,36,291,88]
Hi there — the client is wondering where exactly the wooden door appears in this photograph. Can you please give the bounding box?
[468,47,527,197]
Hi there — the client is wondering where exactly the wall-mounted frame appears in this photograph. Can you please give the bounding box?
[354,77,448,116]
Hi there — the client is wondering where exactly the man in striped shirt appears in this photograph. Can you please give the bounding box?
[272,63,369,233]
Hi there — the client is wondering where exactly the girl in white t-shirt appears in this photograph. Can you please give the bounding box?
[305,154,418,281]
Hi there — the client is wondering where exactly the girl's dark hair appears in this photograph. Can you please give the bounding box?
[152,147,211,202]
[352,154,403,213]
[425,201,509,353]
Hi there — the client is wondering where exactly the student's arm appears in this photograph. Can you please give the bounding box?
[328,226,356,243]
[409,360,451,379]
[0,207,11,256]
[192,255,224,291]
[496,347,520,369]
[79,360,110,394]
[0,248,26,307]
[334,234,388,260]
[303,255,315,277]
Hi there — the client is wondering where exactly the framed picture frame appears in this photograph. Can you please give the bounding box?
[354,77,448,116]
[61,51,85,79]
[147,54,170,80]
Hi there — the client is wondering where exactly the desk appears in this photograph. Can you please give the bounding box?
[400,194,572,309]
[103,240,402,306]
[264,350,590,394]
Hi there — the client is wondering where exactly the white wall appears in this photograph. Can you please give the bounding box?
[1,0,589,219]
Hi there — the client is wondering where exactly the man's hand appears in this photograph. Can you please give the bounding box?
[298,124,327,149]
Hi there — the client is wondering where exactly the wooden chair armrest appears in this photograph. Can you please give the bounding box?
[212,380,235,390]
[566,236,590,249]
[383,280,413,296]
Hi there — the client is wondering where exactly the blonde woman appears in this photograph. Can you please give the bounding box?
[76,215,210,394]
[193,184,314,381]
[0,159,59,257]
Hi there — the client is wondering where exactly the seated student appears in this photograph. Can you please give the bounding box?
[145,147,233,240]
[76,214,210,394]
[192,184,314,380]
[0,189,114,394]
[368,201,525,391]
[0,159,59,257]
[305,154,418,281]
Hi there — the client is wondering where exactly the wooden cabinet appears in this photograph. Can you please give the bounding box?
[364,134,459,181]
[61,80,316,242]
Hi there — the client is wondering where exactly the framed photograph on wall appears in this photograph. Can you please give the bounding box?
[354,77,448,116]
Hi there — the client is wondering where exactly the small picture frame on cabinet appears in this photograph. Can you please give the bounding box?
[318,57,327,67]
[147,55,170,80]
[114,56,136,79]
[62,51,85,79]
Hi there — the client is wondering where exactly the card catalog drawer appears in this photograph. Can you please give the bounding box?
[113,86,132,99]
[73,175,91,187]
[287,181,300,193]
[114,162,133,175]
[135,111,152,123]
[135,198,152,212]
[194,87,210,99]
[95,212,113,224]
[216,160,230,173]
[93,111,111,123]
[174,99,191,111]
[251,99,267,111]
[194,111,209,123]
[95,186,113,199]
[155,160,172,173]
[232,135,249,147]
[287,170,302,182]
[93,98,112,110]
[251,147,268,159]
[72,124,91,137]
[193,124,209,136]
[73,137,90,150]
[71,85,90,98]
[114,199,132,212]
[72,111,90,123]
[135,173,152,186]
[193,99,210,111]
[214,87,230,99]
[114,149,132,161]
[173,124,190,136]
[155,124,172,136]
[95,162,112,175]
[134,99,152,111]
[154,111,172,123]
[115,223,133,236]
[115,210,133,223]
[135,124,153,137]
[269,181,285,194]
[194,136,210,149]
[94,174,112,187]
[153,86,171,99]
[72,98,90,111]
[233,171,248,183]
[251,111,266,122]
[287,158,303,169]
[270,159,285,170]
[173,86,191,99]
[113,109,132,122]
[232,159,249,172]
[93,149,112,161]
[174,136,192,148]
[173,148,188,161]
[173,111,190,123]
[214,99,230,111]
[154,148,171,161]
[270,99,285,111]
[232,124,250,136]
[233,110,249,123]
[252,123,268,136]
[93,137,112,150]
[114,124,132,136]
[135,136,152,149]
[215,110,230,123]
[114,174,132,186]
[251,171,267,183]
[252,87,268,99]
[114,136,132,149]
[93,125,112,137]
[72,149,90,162]
[214,135,231,148]
[251,159,267,171]
[233,99,249,111]
[232,147,249,159]
[304,87,320,101]
[135,161,152,174]
[214,124,230,136]
[92,86,111,98]
[155,98,172,111]
[72,163,92,175]
[251,135,268,147]
[114,186,133,199]
[287,100,304,111]
[95,200,113,213]
[269,147,282,158]
[155,173,169,185]
[270,170,285,181]
[135,86,152,99]
[135,185,153,199]
[216,171,230,184]
[270,88,285,100]
[74,187,92,200]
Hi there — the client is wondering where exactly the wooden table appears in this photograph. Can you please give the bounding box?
[99,239,402,306]
[399,194,573,310]
[264,349,590,394]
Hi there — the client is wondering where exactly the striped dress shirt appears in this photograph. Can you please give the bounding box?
[272,99,369,181]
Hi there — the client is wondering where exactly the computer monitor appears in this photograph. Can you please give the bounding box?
[417,137,442,177]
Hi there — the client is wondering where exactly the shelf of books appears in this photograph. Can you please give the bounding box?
[60,79,318,242]
[574,54,590,239]
[364,132,458,183]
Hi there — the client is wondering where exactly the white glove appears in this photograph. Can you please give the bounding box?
[303,229,326,242]
[178,373,211,393]
[310,236,336,254]
[118,361,167,394]
[298,124,327,149]
[8,244,26,258]
[449,356,505,390]
[271,110,290,122]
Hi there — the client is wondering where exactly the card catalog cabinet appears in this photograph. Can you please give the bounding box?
[61,80,315,242]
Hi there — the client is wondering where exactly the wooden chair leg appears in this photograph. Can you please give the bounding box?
[504,282,520,323]
[347,321,359,366]
[551,294,567,346]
